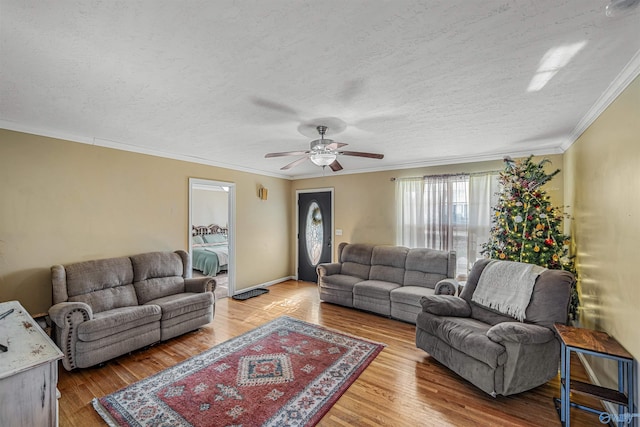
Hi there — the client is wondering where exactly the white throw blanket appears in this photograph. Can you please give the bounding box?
[472,260,547,321]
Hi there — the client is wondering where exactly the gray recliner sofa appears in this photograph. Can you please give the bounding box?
[317,243,457,323]
[48,250,215,370]
[415,258,574,396]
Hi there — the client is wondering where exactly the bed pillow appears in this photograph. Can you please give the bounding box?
[203,234,227,244]
[192,235,205,245]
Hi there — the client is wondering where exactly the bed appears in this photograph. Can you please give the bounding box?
[191,224,229,277]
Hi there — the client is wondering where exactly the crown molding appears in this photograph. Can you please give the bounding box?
[0,120,291,180]
[2,119,567,181]
[289,147,564,180]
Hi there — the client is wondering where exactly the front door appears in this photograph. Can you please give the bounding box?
[298,191,332,282]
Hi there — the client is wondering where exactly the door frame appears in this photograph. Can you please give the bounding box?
[188,177,236,296]
[295,187,335,280]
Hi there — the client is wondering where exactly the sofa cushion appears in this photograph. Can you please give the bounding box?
[147,292,214,321]
[390,286,436,307]
[523,269,573,329]
[77,305,161,342]
[416,312,507,368]
[340,244,374,279]
[131,251,185,282]
[369,246,408,284]
[354,280,401,299]
[134,276,186,305]
[319,274,363,291]
[420,295,472,317]
[64,257,138,312]
[404,248,453,288]
[69,284,139,314]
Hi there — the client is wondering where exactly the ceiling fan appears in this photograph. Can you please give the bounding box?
[265,125,384,172]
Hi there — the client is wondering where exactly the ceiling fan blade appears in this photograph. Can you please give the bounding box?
[329,160,343,172]
[339,150,384,159]
[251,97,301,119]
[265,150,309,158]
[280,156,310,170]
[326,142,348,150]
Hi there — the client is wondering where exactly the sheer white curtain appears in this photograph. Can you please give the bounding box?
[423,175,468,252]
[467,172,500,276]
[396,172,498,278]
[396,178,425,247]
[397,175,468,275]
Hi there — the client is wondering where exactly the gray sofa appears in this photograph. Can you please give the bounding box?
[48,250,215,370]
[416,258,574,396]
[317,243,457,323]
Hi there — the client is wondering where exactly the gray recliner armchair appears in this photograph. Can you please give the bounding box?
[415,258,574,396]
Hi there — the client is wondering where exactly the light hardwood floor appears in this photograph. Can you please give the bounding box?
[58,280,605,426]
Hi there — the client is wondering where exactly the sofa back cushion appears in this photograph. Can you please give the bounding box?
[522,269,573,329]
[131,252,186,304]
[64,257,138,313]
[461,259,573,328]
[404,248,455,288]
[340,244,374,280]
[369,246,409,284]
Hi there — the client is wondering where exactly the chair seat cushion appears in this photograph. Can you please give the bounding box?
[390,286,436,307]
[416,312,506,368]
[77,305,161,342]
[354,280,401,299]
[320,274,363,291]
[147,292,214,320]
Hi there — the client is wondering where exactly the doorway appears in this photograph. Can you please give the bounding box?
[189,178,235,298]
[297,189,333,283]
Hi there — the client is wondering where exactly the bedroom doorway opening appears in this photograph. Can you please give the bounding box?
[297,189,333,283]
[189,178,235,299]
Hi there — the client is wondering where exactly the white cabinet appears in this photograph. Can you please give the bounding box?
[0,300,63,427]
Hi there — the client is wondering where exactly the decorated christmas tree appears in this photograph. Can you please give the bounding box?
[481,155,579,318]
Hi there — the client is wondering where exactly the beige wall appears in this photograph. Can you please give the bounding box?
[563,75,640,385]
[192,188,229,227]
[0,130,292,313]
[291,154,564,266]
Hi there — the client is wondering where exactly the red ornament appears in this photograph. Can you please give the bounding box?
[544,238,554,246]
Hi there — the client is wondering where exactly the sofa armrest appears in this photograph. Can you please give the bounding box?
[487,322,555,345]
[420,295,471,317]
[48,302,93,371]
[49,301,93,326]
[435,278,459,296]
[317,263,341,277]
[185,276,216,293]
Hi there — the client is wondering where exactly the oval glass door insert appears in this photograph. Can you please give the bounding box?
[305,202,323,265]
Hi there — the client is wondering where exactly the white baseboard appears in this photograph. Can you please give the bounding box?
[231,276,295,295]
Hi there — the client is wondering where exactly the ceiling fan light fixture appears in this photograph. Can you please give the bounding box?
[310,152,337,166]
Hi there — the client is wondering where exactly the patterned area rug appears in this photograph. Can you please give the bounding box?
[92,316,385,426]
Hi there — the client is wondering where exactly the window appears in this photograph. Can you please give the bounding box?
[305,202,323,265]
[396,172,499,278]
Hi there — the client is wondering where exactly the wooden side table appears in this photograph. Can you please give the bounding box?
[554,323,637,427]
[0,301,64,427]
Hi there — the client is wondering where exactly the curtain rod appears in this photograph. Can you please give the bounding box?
[390,170,501,182]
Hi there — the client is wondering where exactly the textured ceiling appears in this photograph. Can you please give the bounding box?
[1,1,639,178]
